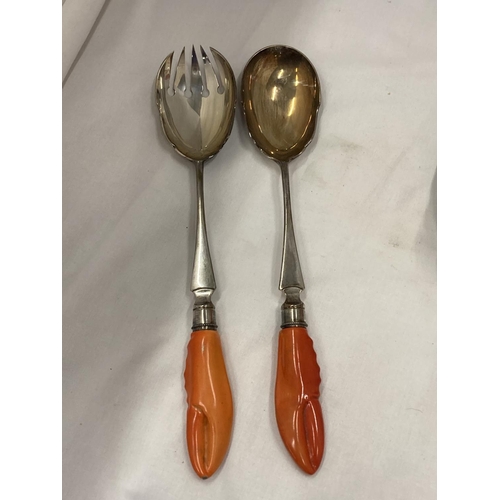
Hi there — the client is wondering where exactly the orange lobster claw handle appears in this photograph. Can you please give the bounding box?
[275,327,324,474]
[184,329,233,479]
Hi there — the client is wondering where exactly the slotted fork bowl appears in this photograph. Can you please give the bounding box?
[156,46,236,161]
[155,46,236,479]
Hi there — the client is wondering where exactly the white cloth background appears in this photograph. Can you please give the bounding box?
[62,0,436,498]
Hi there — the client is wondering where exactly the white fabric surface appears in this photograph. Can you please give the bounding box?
[62,1,436,498]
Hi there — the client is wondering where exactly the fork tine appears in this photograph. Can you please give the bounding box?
[175,47,186,93]
[191,45,199,72]
[156,51,174,105]
[156,52,173,90]
[200,46,212,95]
[198,45,209,96]
[201,46,223,95]
[163,51,174,95]
[200,45,210,65]
[162,51,174,82]
[190,45,203,96]
[209,47,225,94]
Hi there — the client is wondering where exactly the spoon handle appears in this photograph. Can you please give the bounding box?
[276,161,324,473]
[275,326,324,474]
[278,161,305,291]
[184,329,233,479]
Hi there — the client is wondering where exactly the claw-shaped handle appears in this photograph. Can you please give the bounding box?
[275,327,324,474]
[184,330,233,479]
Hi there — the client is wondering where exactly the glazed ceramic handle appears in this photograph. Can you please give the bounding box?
[184,329,233,479]
[275,326,324,474]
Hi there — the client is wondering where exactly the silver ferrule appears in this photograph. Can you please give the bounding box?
[191,161,217,330]
[281,286,307,328]
[192,289,217,330]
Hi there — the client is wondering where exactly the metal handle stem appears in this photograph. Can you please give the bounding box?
[278,161,307,328]
[191,161,217,330]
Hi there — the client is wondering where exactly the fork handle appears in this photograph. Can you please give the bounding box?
[275,326,324,474]
[184,329,233,479]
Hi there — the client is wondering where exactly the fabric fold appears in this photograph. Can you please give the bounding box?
[62,0,108,83]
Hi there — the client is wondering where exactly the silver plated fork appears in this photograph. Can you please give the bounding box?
[156,46,236,479]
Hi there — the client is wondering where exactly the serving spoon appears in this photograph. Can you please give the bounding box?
[241,45,324,474]
[156,46,236,479]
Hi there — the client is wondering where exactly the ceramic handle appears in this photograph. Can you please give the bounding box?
[275,326,324,474]
[184,329,233,479]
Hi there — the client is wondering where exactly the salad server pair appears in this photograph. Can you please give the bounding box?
[155,45,323,478]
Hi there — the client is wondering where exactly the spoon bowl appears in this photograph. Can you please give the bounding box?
[241,45,320,162]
